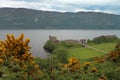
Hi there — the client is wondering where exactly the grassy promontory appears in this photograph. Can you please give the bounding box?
[44,35,120,59]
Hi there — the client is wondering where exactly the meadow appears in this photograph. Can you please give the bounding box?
[68,43,116,59]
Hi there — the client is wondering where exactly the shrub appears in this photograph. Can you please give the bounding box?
[0,34,43,80]
[107,43,120,62]
[64,57,81,72]
[106,71,120,80]
[52,47,68,63]
[43,40,58,53]
[60,41,81,48]
[92,35,120,44]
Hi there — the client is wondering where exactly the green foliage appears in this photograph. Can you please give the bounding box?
[43,40,120,80]
[89,43,116,52]
[94,61,120,80]
[52,47,69,63]
[107,43,120,62]
[105,69,120,80]
[0,34,120,80]
[91,35,120,44]
[44,40,58,53]
[35,58,48,69]
[44,40,81,53]
[1,8,120,29]
[0,34,43,80]
[60,41,81,48]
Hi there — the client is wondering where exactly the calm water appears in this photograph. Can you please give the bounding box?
[0,30,120,58]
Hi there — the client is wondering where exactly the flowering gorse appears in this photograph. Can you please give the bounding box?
[64,57,80,72]
[108,44,120,62]
[0,34,43,79]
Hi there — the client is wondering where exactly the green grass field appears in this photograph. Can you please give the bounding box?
[68,43,117,59]
[90,43,116,52]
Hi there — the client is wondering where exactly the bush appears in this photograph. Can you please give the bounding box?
[52,47,69,63]
[92,35,120,44]
[107,43,120,62]
[106,71,120,80]
[43,40,58,53]
[0,34,43,80]
[60,41,81,48]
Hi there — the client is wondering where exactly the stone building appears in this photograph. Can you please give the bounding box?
[49,36,59,43]
[80,39,87,47]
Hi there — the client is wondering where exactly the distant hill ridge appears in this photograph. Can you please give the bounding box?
[0,7,120,29]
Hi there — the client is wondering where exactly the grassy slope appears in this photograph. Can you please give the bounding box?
[68,43,117,59]
[90,43,116,52]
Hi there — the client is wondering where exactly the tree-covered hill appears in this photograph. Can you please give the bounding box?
[0,8,120,29]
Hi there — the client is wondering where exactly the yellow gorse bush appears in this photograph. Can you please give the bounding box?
[0,33,31,59]
[108,44,120,62]
[94,57,105,63]
[84,62,91,66]
[64,57,80,72]
[0,33,43,79]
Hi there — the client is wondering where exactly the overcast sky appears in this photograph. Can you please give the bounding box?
[0,0,120,14]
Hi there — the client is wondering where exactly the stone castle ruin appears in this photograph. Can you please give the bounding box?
[49,36,59,43]
[49,36,87,47]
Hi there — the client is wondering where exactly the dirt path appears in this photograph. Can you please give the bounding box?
[86,45,108,54]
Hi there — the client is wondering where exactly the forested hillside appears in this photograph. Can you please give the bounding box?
[0,8,120,29]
